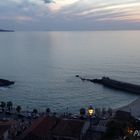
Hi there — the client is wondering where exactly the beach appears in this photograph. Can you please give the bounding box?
[118,97,140,118]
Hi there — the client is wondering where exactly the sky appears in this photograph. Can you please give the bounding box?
[0,0,140,30]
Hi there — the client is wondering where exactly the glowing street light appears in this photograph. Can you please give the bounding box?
[128,127,134,135]
[88,105,94,117]
[88,105,94,139]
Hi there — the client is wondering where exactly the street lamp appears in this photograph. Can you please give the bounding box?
[88,105,94,129]
[88,105,94,117]
[88,105,94,140]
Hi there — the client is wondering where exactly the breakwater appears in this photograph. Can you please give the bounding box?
[76,75,140,94]
[0,79,15,87]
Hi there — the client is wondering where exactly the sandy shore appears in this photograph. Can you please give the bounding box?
[117,97,140,118]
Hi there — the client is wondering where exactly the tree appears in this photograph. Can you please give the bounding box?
[0,101,6,112]
[16,106,21,114]
[46,108,51,115]
[32,109,38,117]
[80,108,86,117]
[104,120,126,139]
[53,112,57,117]
[7,101,13,111]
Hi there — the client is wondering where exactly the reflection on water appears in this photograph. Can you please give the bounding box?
[0,31,140,113]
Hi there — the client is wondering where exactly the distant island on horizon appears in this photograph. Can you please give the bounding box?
[0,29,14,32]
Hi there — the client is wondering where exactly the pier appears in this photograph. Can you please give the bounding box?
[76,75,140,94]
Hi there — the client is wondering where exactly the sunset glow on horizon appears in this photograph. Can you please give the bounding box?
[0,0,140,30]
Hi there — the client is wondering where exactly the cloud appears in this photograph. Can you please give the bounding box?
[42,0,55,4]
[0,0,140,30]
[0,16,33,21]
[53,0,140,23]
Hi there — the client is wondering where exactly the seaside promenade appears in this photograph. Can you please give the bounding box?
[118,97,140,118]
[1,99,140,140]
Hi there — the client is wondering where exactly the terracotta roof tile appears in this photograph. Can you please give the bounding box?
[31,116,58,137]
[53,119,85,138]
[0,125,10,137]
[21,116,58,139]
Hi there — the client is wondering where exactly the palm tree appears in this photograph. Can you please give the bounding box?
[16,106,21,114]
[80,108,86,117]
[46,108,51,116]
[0,101,6,112]
[7,101,13,111]
[32,109,38,117]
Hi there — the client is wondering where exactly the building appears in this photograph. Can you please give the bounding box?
[53,118,89,140]
[20,116,59,140]
[114,110,134,122]
[0,120,17,140]
[0,124,10,140]
[19,116,89,140]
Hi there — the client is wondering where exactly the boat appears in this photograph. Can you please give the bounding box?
[0,79,15,87]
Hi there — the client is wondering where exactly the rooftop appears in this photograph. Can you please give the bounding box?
[0,124,10,137]
[53,119,86,138]
[21,116,58,139]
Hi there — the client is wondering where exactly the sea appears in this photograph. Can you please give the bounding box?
[0,31,140,113]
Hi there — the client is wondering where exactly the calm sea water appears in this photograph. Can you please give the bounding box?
[0,31,140,113]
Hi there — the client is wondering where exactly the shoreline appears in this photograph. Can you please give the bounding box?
[116,97,140,118]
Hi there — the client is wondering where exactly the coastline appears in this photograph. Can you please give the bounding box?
[0,29,14,32]
[116,97,140,118]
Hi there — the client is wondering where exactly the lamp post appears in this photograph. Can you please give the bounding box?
[88,105,94,130]
[88,105,94,140]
